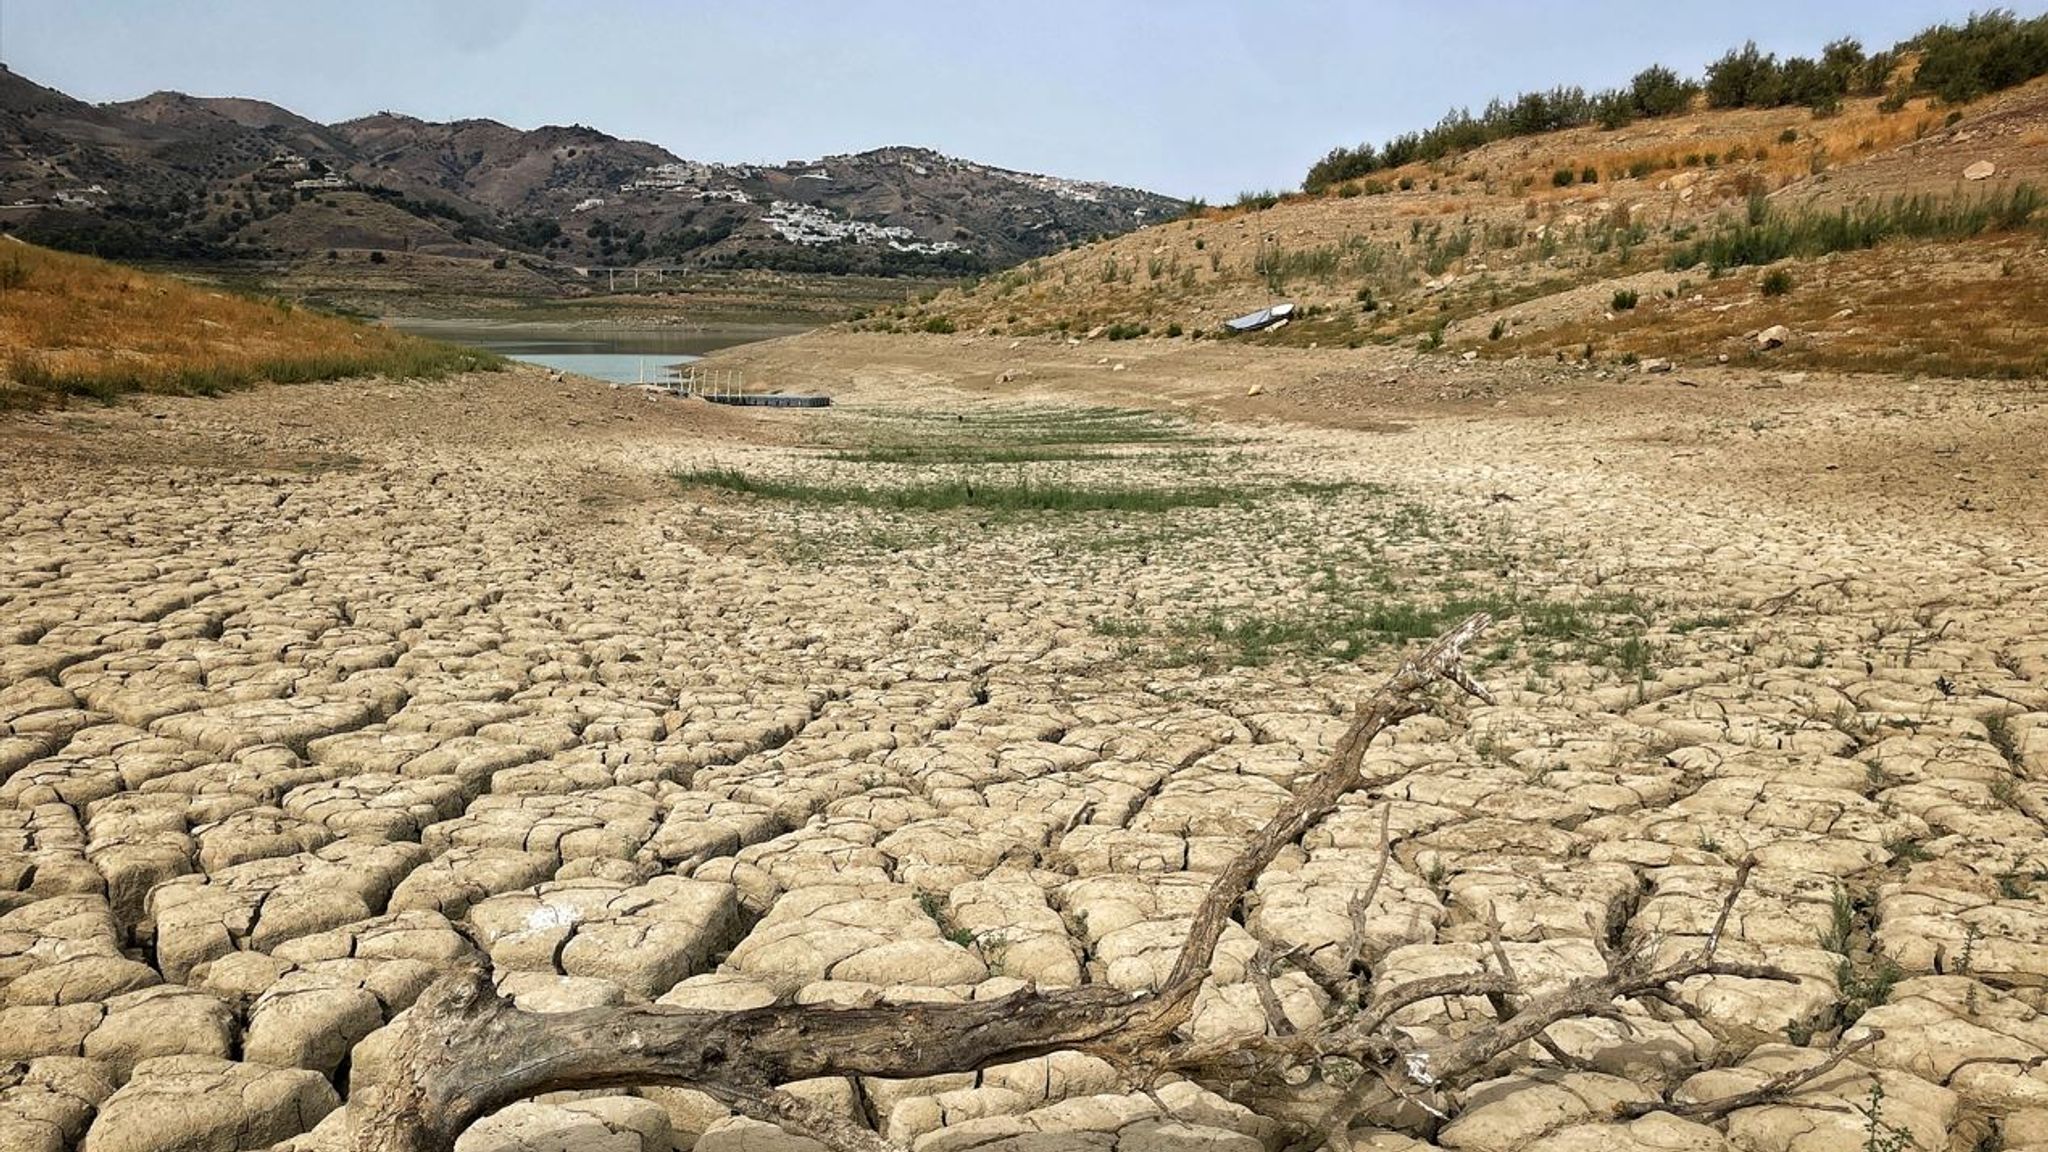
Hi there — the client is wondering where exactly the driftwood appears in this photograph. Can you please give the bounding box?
[349,614,1870,1152]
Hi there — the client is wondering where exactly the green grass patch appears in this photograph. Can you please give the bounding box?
[826,444,1121,465]
[1097,588,1655,672]
[675,467,1240,513]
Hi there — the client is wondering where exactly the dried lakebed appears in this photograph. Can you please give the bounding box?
[1,357,2045,1152]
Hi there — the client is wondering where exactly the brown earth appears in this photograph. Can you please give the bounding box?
[2,333,2046,1152]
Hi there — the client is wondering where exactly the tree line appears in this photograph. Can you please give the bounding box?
[1304,9,2048,193]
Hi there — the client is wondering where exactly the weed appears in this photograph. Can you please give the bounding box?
[1819,887,1856,954]
[1837,955,1902,1022]
[1885,837,1933,864]
[1611,288,1640,311]
[1856,1082,1912,1152]
[1761,267,1796,296]
[1991,775,2022,809]
[1984,713,2021,769]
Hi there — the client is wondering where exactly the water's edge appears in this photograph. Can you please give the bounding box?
[387,319,803,384]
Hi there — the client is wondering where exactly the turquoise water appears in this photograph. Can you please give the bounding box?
[389,323,785,385]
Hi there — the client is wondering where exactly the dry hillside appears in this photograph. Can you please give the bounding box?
[897,82,2048,379]
[0,237,498,408]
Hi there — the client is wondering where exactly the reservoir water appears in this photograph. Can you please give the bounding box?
[387,321,799,385]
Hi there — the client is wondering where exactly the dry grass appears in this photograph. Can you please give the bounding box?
[0,238,501,409]
[1489,236,2048,377]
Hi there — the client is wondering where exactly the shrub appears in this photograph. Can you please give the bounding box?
[1165,322,1184,337]
[1612,288,1640,311]
[1581,166,1599,184]
[1761,268,1795,295]
[921,315,956,334]
[1552,168,1576,187]
[0,258,27,291]
[1489,319,1507,341]
[1668,183,2042,272]
[367,250,386,264]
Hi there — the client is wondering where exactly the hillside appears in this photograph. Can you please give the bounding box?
[0,236,498,408]
[896,77,2048,379]
[0,66,1182,289]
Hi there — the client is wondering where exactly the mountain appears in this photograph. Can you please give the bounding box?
[0,66,1183,281]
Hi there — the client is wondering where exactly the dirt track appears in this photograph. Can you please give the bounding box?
[2,335,2046,1152]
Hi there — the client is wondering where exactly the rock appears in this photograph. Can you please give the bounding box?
[81,1055,339,1152]
[1755,325,1791,350]
[1245,384,1263,397]
[1641,358,1673,374]
[1965,161,1997,181]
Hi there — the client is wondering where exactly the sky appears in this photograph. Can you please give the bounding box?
[0,0,2012,201]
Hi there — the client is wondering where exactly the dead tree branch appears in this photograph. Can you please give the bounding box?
[347,614,1856,1152]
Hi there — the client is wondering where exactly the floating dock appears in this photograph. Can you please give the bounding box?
[704,393,830,408]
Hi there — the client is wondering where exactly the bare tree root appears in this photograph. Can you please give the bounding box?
[347,615,1871,1152]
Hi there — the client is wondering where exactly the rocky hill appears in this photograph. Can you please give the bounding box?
[0,66,1182,282]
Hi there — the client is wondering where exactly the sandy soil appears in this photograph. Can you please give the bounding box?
[2,335,2045,1152]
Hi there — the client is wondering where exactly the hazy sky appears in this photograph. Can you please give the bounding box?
[0,0,2007,200]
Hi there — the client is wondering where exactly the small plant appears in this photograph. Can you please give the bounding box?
[0,258,25,291]
[1489,319,1507,341]
[1165,322,1184,338]
[1991,774,2022,809]
[1819,887,1856,954]
[1761,267,1795,296]
[367,250,386,264]
[1611,288,1640,311]
[1886,837,1933,864]
[1581,166,1598,184]
[1985,712,2021,768]
[1858,1082,1912,1152]
[1552,168,1576,187]
[921,315,957,334]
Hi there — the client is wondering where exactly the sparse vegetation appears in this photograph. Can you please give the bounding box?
[673,468,1246,514]
[0,240,502,409]
[1668,185,2043,272]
